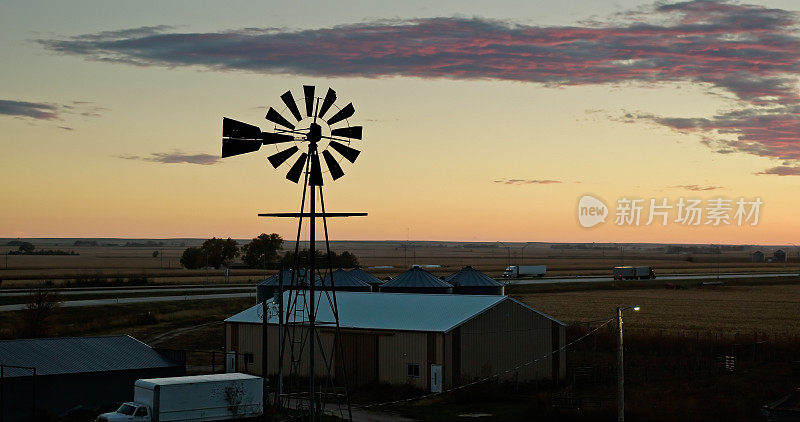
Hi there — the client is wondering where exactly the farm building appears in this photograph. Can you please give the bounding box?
[445,266,505,295]
[774,249,787,263]
[348,267,384,290]
[0,335,184,421]
[224,292,565,391]
[379,266,453,294]
[752,251,765,262]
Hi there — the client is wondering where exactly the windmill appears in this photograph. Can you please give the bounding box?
[222,85,365,420]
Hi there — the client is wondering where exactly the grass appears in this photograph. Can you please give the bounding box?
[0,297,254,340]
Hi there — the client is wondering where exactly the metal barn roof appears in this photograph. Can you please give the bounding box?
[380,266,452,288]
[0,335,181,377]
[225,291,564,332]
[348,268,384,285]
[322,269,372,288]
[445,266,503,287]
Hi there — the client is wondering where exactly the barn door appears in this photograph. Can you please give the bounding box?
[336,333,378,385]
[430,364,442,393]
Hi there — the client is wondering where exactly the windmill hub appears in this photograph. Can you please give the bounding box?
[307,122,322,144]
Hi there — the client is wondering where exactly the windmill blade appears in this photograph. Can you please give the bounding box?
[286,152,308,183]
[280,91,302,121]
[222,138,262,158]
[309,153,324,186]
[223,117,261,139]
[303,85,315,117]
[328,140,361,163]
[330,126,362,140]
[327,103,355,126]
[266,107,295,130]
[261,132,295,145]
[318,88,337,119]
[322,150,345,180]
[268,146,299,168]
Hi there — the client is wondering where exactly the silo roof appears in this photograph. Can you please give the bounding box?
[445,266,503,287]
[348,268,384,284]
[258,269,320,286]
[380,266,452,289]
[322,268,372,288]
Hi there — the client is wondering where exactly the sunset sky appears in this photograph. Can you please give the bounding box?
[3,0,800,244]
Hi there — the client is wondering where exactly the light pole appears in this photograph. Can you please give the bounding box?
[617,305,640,422]
[520,242,534,266]
[497,241,511,268]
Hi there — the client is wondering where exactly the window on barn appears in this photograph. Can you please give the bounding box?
[407,363,420,378]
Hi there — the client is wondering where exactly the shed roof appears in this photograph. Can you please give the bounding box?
[445,266,503,287]
[381,267,452,289]
[225,291,564,332]
[348,268,384,285]
[0,335,181,377]
[322,269,372,288]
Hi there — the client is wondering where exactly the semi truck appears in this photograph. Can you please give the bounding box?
[96,373,263,422]
[503,265,546,278]
[613,266,656,280]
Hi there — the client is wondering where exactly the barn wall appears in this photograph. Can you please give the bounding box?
[378,331,428,389]
[455,299,564,384]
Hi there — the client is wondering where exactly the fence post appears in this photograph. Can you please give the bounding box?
[32,368,36,420]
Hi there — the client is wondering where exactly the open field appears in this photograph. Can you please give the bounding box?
[515,282,800,336]
[1,239,798,289]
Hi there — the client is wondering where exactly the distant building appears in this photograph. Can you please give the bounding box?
[774,249,787,263]
[752,251,765,262]
[225,292,566,390]
[0,335,184,421]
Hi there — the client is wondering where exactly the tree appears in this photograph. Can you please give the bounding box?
[200,237,240,269]
[17,242,34,254]
[152,250,159,258]
[16,288,60,338]
[180,247,203,269]
[280,249,360,268]
[241,233,283,268]
[337,251,360,268]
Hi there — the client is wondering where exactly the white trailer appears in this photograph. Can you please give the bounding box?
[613,266,656,280]
[503,265,546,278]
[97,373,263,422]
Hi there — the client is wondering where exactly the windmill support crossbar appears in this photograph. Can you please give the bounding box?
[259,212,367,218]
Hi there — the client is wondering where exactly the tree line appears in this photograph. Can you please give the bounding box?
[179,233,360,270]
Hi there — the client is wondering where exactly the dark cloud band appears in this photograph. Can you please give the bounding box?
[119,151,221,165]
[39,1,800,173]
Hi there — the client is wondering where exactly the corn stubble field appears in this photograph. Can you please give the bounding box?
[2,239,799,420]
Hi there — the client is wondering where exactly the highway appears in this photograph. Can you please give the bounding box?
[505,272,798,285]
[0,285,253,297]
[0,292,256,312]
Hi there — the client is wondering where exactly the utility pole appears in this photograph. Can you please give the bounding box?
[616,305,640,422]
[617,307,625,422]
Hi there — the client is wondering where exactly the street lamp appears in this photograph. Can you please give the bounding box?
[496,241,512,268]
[520,242,534,266]
[616,305,640,422]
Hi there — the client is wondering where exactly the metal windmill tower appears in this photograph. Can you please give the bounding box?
[221,85,365,420]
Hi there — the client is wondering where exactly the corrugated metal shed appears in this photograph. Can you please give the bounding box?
[226,291,563,332]
[348,268,384,286]
[379,267,453,293]
[0,335,180,377]
[321,269,372,291]
[445,266,505,295]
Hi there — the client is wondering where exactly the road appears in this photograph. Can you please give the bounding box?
[0,285,253,297]
[505,272,798,285]
[0,292,256,312]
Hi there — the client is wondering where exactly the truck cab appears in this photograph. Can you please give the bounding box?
[96,402,150,422]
